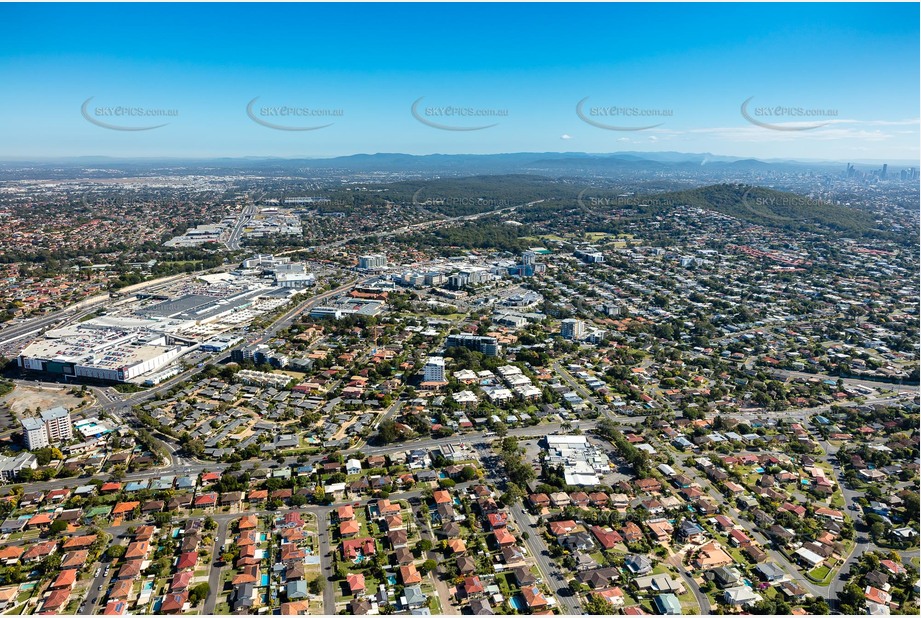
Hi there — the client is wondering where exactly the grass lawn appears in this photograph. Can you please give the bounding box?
[496,571,515,594]
[726,545,751,566]
[806,565,832,584]
[677,588,700,613]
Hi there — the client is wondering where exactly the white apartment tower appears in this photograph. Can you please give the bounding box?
[358,254,387,270]
[561,319,585,340]
[423,357,446,383]
[40,407,74,443]
[21,417,49,450]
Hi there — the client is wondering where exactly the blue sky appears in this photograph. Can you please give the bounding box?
[0,2,917,161]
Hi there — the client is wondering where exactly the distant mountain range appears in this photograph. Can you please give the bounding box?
[2,151,916,173]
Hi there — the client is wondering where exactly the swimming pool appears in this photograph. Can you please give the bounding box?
[387,575,397,586]
[509,596,524,611]
[261,574,270,586]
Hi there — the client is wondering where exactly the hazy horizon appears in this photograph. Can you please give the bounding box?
[1,2,918,161]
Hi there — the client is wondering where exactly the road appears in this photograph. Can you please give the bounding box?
[203,517,232,614]
[664,549,710,614]
[769,368,919,396]
[507,500,582,615]
[315,505,336,614]
[410,497,460,614]
[0,272,201,349]
[474,440,582,615]
[225,204,256,251]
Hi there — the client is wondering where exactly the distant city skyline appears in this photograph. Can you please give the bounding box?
[0,2,917,160]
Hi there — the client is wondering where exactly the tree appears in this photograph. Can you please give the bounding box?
[189,583,210,605]
[290,493,308,507]
[420,559,437,575]
[376,420,402,444]
[106,544,127,560]
[48,519,68,535]
[870,521,886,542]
[584,595,616,615]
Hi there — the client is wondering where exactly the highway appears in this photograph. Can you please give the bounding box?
[225,203,256,251]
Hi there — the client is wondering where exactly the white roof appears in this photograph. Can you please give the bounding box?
[546,435,588,446]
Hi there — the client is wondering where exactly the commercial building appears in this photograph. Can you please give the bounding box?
[18,322,193,383]
[543,435,611,486]
[509,251,547,277]
[423,357,446,383]
[574,246,605,263]
[241,254,290,270]
[272,263,315,288]
[231,344,288,368]
[309,298,384,320]
[448,267,491,289]
[358,254,387,270]
[561,319,585,340]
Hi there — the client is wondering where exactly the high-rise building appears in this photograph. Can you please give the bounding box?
[40,407,73,443]
[21,417,49,450]
[446,334,500,357]
[423,357,446,382]
[358,254,387,270]
[561,319,585,340]
[21,407,73,449]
